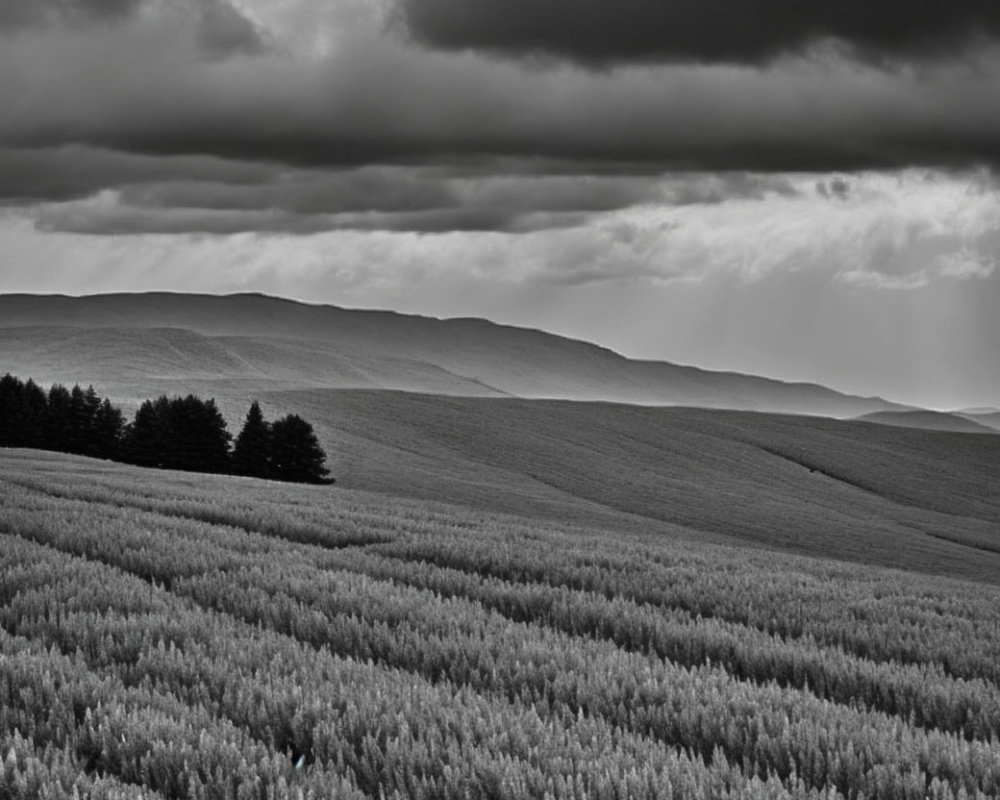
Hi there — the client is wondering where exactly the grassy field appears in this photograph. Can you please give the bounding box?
[3,447,1000,799]
[255,390,1000,585]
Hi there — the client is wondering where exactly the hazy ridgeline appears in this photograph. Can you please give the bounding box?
[3,450,1000,799]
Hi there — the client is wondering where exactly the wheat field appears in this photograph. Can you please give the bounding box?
[3,449,1000,799]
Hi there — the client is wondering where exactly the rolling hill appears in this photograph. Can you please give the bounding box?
[5,446,1000,799]
[4,290,998,583]
[958,410,1000,432]
[5,295,1000,798]
[241,389,1000,585]
[0,292,908,417]
[854,409,998,435]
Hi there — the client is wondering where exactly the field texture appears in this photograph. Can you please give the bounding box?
[268,391,1000,584]
[3,449,1000,799]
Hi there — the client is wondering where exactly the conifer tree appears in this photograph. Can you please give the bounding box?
[1,375,120,454]
[269,413,331,484]
[122,398,169,468]
[44,384,73,452]
[123,395,231,473]
[21,379,48,449]
[232,400,271,478]
[0,373,26,447]
[173,395,231,473]
[67,384,102,456]
[93,397,125,459]
[1,372,331,484]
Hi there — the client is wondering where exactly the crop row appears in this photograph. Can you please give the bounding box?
[1,534,817,800]
[8,466,1000,691]
[6,470,1000,740]
[2,490,1000,799]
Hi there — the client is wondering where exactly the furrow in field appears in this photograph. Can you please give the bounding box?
[375,534,1000,687]
[1,535,807,800]
[3,504,998,800]
[3,475,995,743]
[0,630,368,800]
[8,468,1000,695]
[3,474,999,747]
[0,729,172,800]
[313,546,1000,741]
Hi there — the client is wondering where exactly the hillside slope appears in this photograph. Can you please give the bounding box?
[959,410,1000,432]
[854,409,998,435]
[0,325,508,404]
[0,292,906,416]
[5,448,1000,798]
[249,389,1000,585]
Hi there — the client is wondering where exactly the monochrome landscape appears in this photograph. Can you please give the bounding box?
[3,1,1000,798]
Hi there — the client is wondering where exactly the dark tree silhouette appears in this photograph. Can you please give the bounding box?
[123,397,171,468]
[21,379,48,450]
[93,398,125,460]
[174,395,231,473]
[269,414,331,484]
[1,375,117,454]
[0,373,27,447]
[2,373,331,485]
[45,384,73,453]
[123,395,231,472]
[68,385,101,456]
[232,400,271,478]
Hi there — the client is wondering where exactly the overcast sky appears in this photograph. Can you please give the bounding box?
[2,0,999,409]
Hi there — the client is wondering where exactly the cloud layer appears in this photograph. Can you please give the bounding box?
[0,2,995,285]
[1,1,998,409]
[1,0,1000,175]
[397,0,1000,66]
[0,1,996,288]
[0,0,142,30]
[0,0,267,58]
[13,148,797,236]
[13,170,996,293]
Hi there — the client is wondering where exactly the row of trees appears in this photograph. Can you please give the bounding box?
[0,374,124,459]
[0,374,331,484]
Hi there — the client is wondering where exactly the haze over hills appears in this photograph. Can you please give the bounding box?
[958,410,1000,432]
[3,291,1000,584]
[854,409,999,435]
[0,292,909,417]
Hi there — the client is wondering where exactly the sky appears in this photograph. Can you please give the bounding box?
[1,0,1000,409]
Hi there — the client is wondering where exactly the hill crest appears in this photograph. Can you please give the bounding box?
[0,291,908,417]
[855,409,998,435]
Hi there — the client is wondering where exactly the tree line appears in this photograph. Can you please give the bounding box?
[0,373,331,484]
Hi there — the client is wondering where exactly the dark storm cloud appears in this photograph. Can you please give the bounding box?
[32,198,591,235]
[8,28,1000,177]
[1,0,1000,241]
[117,169,456,216]
[0,146,272,204]
[12,142,795,236]
[0,0,141,30]
[0,0,267,59]
[396,0,1000,66]
[197,0,270,59]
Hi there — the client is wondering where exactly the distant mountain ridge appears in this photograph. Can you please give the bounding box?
[0,292,909,417]
[956,411,1000,433]
[855,410,998,435]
